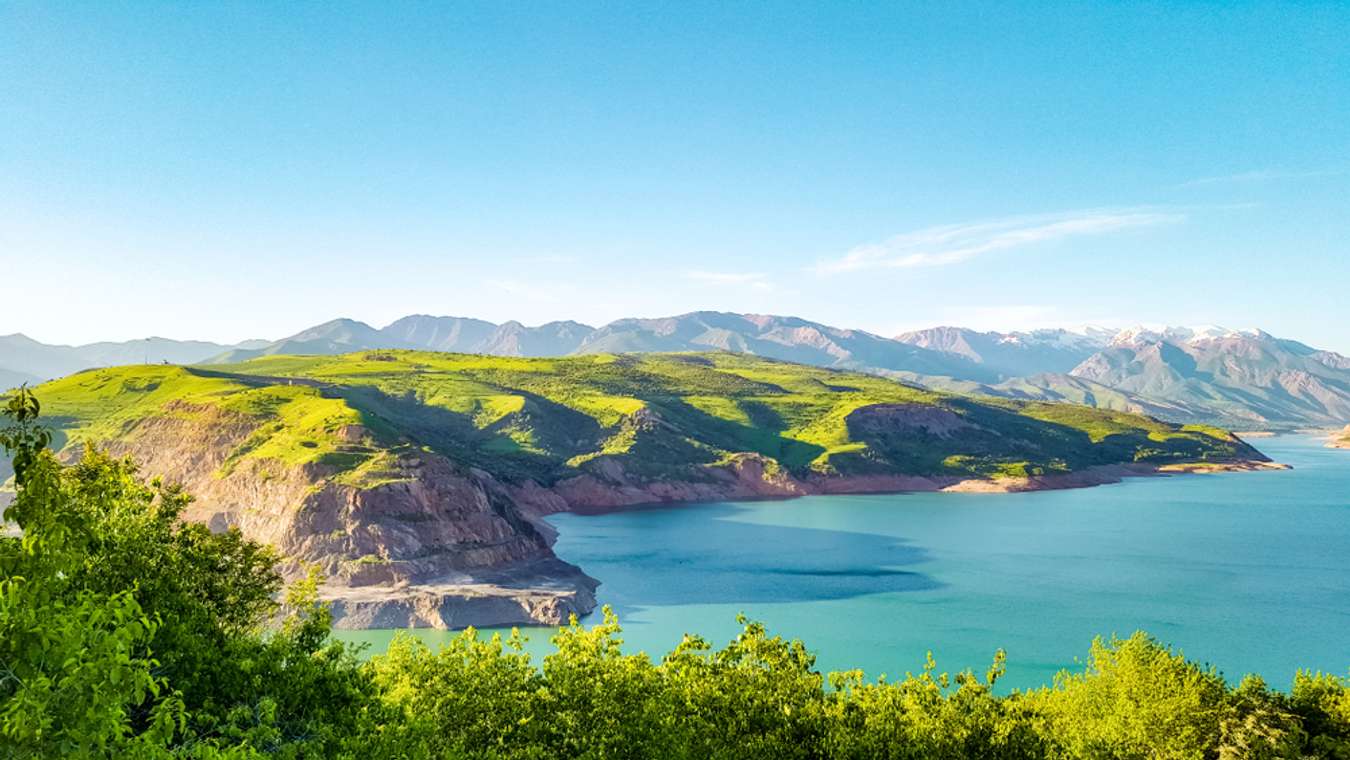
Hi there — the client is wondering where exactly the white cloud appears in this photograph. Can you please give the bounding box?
[1177,168,1346,188]
[816,208,1185,274]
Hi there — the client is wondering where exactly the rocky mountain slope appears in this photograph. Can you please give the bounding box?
[209,316,598,363]
[207,318,417,363]
[909,373,1205,422]
[1066,328,1350,429]
[898,325,1350,430]
[894,326,1113,378]
[573,312,991,379]
[23,351,1270,629]
[202,312,995,379]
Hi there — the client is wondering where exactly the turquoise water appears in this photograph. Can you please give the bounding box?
[338,435,1350,690]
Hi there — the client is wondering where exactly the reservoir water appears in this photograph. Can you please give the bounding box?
[338,435,1350,690]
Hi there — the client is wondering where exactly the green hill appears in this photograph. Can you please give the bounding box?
[36,350,1263,487]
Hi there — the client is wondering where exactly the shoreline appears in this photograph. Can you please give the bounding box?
[339,456,1286,631]
[557,457,1289,516]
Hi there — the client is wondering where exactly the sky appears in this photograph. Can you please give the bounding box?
[2,2,1348,351]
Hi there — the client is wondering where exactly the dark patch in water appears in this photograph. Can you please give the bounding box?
[550,502,941,617]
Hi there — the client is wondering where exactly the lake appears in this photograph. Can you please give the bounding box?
[337,435,1350,690]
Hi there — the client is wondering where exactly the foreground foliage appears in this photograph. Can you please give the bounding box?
[2,389,1347,758]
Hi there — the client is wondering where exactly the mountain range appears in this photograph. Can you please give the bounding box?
[897,325,1350,429]
[0,333,266,385]
[203,313,995,380]
[5,313,1350,431]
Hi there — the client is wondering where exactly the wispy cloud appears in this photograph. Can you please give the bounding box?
[1177,168,1346,188]
[518,254,578,265]
[817,208,1184,274]
[685,270,775,291]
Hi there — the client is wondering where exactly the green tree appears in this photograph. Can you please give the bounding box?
[1,387,184,757]
[824,651,1046,760]
[1,389,385,758]
[659,616,829,759]
[1029,633,1230,759]
[1290,670,1350,759]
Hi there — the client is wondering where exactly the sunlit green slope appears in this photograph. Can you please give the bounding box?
[32,351,1264,487]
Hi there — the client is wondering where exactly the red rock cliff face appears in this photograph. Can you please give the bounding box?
[87,406,597,630]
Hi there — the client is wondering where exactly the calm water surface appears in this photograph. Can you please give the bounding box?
[338,435,1350,690]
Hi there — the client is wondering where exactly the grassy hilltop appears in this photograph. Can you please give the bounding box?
[33,350,1261,489]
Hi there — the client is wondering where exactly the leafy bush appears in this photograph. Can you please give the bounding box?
[2,390,1346,758]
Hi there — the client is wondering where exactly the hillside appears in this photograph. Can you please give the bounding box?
[25,351,1270,628]
[1331,425,1350,449]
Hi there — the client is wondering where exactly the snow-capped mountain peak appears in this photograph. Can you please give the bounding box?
[1108,325,1266,347]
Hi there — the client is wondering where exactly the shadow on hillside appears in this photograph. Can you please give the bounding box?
[550,502,939,614]
[185,367,583,477]
[640,395,828,470]
[1159,342,1207,381]
[187,366,828,476]
[903,398,1242,470]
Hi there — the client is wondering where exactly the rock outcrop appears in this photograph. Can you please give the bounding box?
[91,406,598,630]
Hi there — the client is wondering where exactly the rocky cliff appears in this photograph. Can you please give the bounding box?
[88,404,597,630]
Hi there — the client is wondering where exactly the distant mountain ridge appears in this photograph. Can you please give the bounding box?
[201,312,994,381]
[574,312,993,379]
[894,326,1114,378]
[206,316,600,364]
[7,314,1350,430]
[0,367,40,391]
[0,333,255,388]
[1067,328,1350,429]
[900,324,1350,429]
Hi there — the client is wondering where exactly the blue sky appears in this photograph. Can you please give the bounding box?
[2,2,1348,350]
